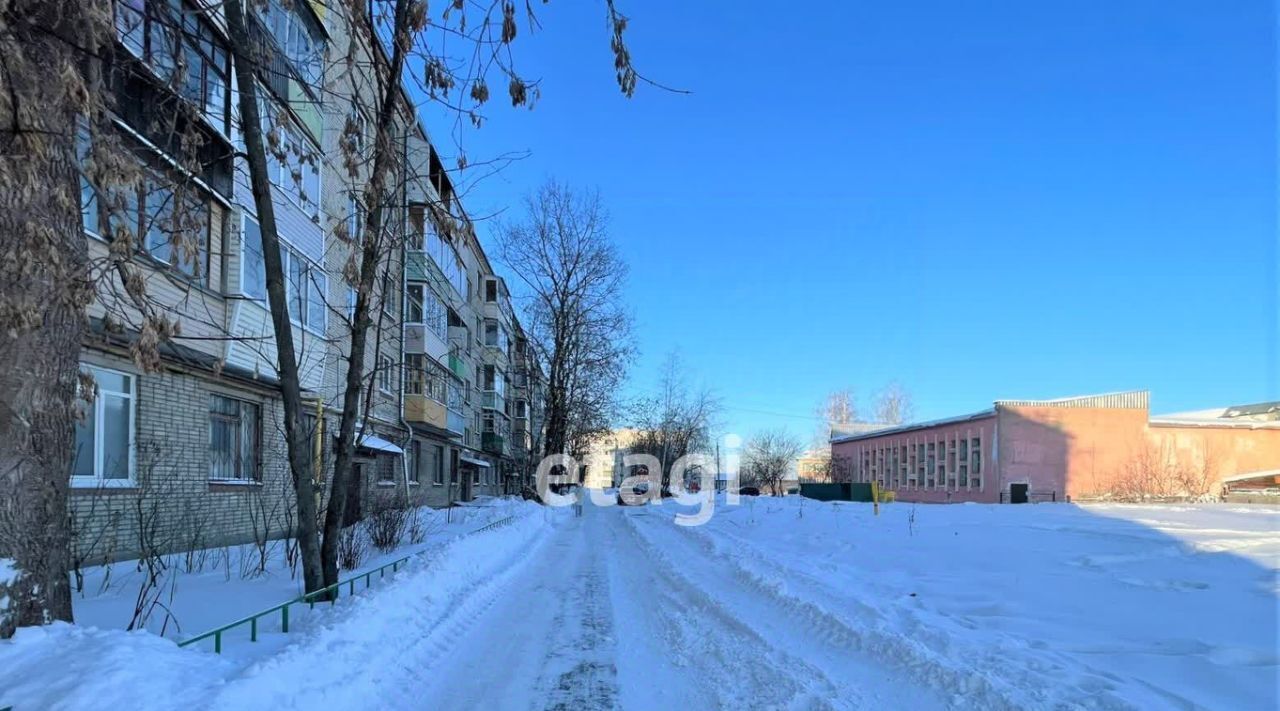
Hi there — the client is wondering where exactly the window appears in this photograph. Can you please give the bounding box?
[485,279,497,302]
[79,142,210,282]
[209,395,259,481]
[473,465,481,485]
[405,354,425,395]
[406,284,424,323]
[242,215,266,299]
[381,272,394,316]
[257,0,324,90]
[273,130,321,219]
[378,355,394,393]
[431,444,445,485]
[407,203,425,251]
[408,441,420,484]
[424,359,447,403]
[114,0,231,133]
[347,192,364,242]
[484,319,509,352]
[72,365,135,485]
[450,450,459,484]
[244,227,326,332]
[346,283,357,319]
[423,287,447,339]
[376,456,396,483]
[346,109,369,156]
[515,400,527,418]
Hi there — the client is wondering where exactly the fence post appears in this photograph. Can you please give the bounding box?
[250,616,257,642]
[282,603,290,633]
[214,630,222,655]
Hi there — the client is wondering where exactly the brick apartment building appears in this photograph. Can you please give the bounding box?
[68,0,545,563]
[830,391,1279,504]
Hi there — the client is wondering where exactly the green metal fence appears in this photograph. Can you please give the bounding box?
[175,513,520,655]
[176,556,409,654]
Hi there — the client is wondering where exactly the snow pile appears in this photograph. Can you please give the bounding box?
[0,623,234,708]
[629,497,1279,710]
[0,498,556,711]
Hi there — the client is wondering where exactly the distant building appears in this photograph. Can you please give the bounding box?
[580,429,643,489]
[829,391,1280,504]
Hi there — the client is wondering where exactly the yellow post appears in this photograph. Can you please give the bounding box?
[313,399,324,514]
[872,481,880,516]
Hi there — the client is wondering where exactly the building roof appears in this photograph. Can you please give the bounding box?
[829,422,896,439]
[1151,400,1280,429]
[830,409,996,444]
[994,390,1149,410]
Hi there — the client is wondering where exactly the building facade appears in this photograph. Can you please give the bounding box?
[69,0,543,563]
[830,391,1280,504]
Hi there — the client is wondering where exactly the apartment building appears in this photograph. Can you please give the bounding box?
[68,0,543,562]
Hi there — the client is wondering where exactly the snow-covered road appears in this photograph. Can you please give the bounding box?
[3,496,1276,710]
[395,500,947,710]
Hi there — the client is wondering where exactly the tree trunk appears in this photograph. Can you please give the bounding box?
[321,0,412,589]
[225,0,324,596]
[0,0,93,637]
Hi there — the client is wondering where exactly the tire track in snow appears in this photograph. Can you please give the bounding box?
[648,511,1142,710]
[612,509,856,710]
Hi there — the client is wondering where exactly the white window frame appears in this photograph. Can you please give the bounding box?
[71,364,137,488]
[378,355,394,394]
[240,215,326,336]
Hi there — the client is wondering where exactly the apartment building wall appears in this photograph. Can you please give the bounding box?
[71,0,326,559]
[69,0,544,566]
[71,350,298,564]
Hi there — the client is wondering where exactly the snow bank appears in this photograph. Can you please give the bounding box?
[634,497,1279,710]
[0,622,234,709]
[0,499,556,711]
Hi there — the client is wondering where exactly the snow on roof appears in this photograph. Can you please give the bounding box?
[1151,407,1229,423]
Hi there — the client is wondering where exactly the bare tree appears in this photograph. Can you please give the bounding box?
[742,429,803,496]
[872,382,915,425]
[630,352,720,489]
[498,180,632,460]
[817,388,858,438]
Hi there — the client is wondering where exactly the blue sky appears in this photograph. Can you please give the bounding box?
[428,0,1277,439]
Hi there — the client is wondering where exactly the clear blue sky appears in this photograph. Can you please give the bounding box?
[428,0,1278,439]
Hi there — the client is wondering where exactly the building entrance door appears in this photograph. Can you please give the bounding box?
[1009,482,1029,504]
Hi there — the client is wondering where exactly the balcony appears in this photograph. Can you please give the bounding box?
[482,433,506,456]
[404,394,447,429]
[446,408,466,436]
[482,391,504,411]
[448,353,467,379]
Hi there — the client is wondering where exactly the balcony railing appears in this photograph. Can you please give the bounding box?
[481,391,504,411]
[448,353,466,379]
[482,433,505,456]
[446,409,466,436]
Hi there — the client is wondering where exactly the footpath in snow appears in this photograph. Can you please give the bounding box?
[1,494,1277,710]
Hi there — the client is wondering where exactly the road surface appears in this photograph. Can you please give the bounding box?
[403,498,948,710]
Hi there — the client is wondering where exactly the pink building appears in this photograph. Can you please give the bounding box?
[829,392,1280,504]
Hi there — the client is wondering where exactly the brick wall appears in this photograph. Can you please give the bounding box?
[70,349,302,565]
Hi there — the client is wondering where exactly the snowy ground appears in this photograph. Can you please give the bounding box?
[1,495,1276,710]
